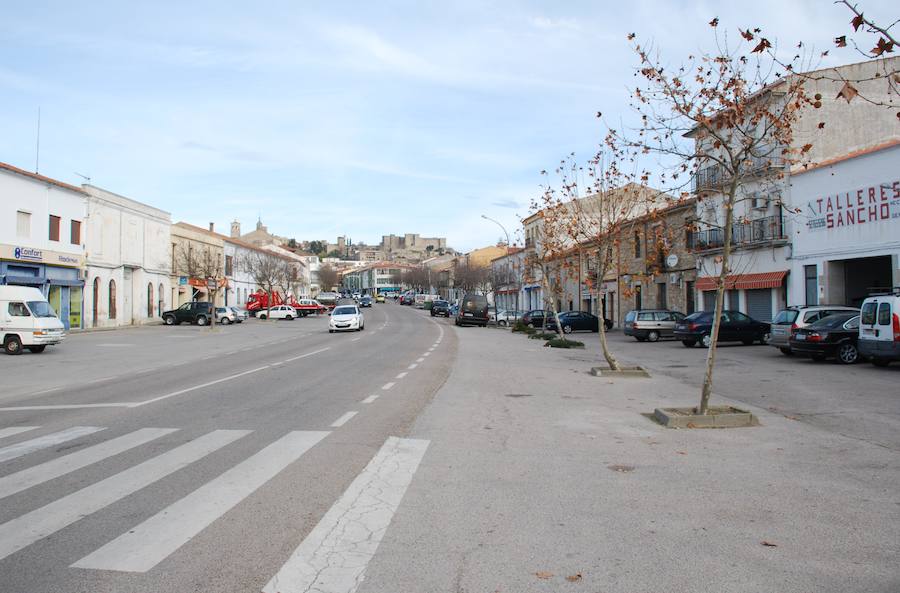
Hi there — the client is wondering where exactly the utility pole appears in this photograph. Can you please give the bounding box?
[481,215,517,315]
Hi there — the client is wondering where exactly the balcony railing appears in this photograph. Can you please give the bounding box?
[691,154,785,193]
[687,214,786,251]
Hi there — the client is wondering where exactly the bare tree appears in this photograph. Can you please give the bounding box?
[276,260,306,306]
[239,250,283,320]
[174,243,224,330]
[317,264,339,292]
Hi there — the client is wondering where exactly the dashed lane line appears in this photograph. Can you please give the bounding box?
[407,364,417,370]
[330,411,358,428]
[361,395,379,404]
[395,372,407,379]
[381,382,395,391]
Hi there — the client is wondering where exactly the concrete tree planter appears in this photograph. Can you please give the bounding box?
[590,366,650,378]
[653,406,759,428]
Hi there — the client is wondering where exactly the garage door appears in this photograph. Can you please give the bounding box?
[746,288,772,322]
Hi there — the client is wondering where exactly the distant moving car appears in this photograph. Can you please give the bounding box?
[623,309,686,342]
[399,291,416,306]
[770,305,859,355]
[858,290,900,367]
[789,313,861,364]
[521,309,552,328]
[215,307,237,324]
[329,304,364,332]
[359,296,373,308]
[545,311,613,333]
[375,294,386,303]
[229,307,249,322]
[431,300,451,317]
[162,301,213,326]
[258,305,297,320]
[674,310,770,347]
[494,310,524,327]
[455,293,489,327]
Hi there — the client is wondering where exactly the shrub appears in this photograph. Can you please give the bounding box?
[512,321,535,334]
[546,338,584,349]
[529,332,557,340]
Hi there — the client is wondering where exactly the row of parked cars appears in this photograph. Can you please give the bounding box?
[620,289,900,366]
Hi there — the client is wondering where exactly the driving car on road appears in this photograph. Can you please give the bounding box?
[375,294,385,303]
[430,300,451,317]
[789,313,861,364]
[674,310,770,347]
[545,311,613,333]
[258,305,297,320]
[329,305,364,332]
[359,296,373,308]
[770,305,858,355]
[162,301,213,326]
[623,309,686,342]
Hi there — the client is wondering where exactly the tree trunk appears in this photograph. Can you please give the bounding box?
[596,267,620,370]
[208,285,216,332]
[699,179,738,415]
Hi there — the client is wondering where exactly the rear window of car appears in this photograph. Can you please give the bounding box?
[684,312,710,322]
[861,302,877,325]
[810,314,854,329]
[773,310,799,324]
[877,302,891,325]
[624,311,636,322]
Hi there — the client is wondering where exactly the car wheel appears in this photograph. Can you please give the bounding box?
[286,315,293,320]
[700,334,711,348]
[837,343,859,364]
[164,315,176,326]
[499,320,507,327]
[259,314,267,320]
[196,316,208,326]
[871,358,890,367]
[3,335,23,355]
[647,330,660,342]
[527,322,535,329]
[329,329,334,334]
[223,318,232,325]
[605,320,613,331]
[759,332,771,345]
[779,347,792,356]
[682,339,696,347]
[26,345,46,353]
[562,325,573,334]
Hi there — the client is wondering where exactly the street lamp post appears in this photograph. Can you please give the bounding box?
[481,214,517,316]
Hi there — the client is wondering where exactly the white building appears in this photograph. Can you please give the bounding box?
[788,142,900,307]
[0,162,86,330]
[224,238,261,307]
[82,185,171,328]
[261,244,311,298]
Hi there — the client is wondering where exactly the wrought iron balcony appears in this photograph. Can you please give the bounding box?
[691,154,785,193]
[687,214,786,251]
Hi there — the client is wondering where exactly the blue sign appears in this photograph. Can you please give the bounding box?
[179,276,188,286]
[14,246,42,262]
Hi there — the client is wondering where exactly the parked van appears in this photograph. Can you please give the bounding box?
[455,293,489,327]
[858,288,900,367]
[0,286,66,355]
[414,294,440,309]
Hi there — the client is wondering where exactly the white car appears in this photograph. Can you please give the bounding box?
[230,307,249,322]
[259,305,297,320]
[329,305,364,332]
[215,307,237,324]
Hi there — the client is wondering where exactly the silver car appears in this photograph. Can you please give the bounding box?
[229,307,249,322]
[623,309,686,342]
[770,305,859,354]
[215,307,237,324]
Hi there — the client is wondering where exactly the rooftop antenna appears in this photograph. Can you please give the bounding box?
[34,107,41,174]
[74,172,91,183]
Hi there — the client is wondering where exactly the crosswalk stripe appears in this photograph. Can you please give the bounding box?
[262,436,429,593]
[0,428,177,500]
[73,430,328,573]
[0,426,39,441]
[0,427,105,464]
[0,429,248,562]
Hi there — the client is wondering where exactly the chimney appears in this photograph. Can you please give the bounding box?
[209,222,215,232]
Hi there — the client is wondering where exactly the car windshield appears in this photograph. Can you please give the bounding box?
[333,306,358,315]
[434,301,448,306]
[809,313,857,329]
[27,301,57,318]
[773,310,799,324]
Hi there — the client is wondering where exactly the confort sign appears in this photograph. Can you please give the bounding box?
[805,179,900,232]
[0,243,84,268]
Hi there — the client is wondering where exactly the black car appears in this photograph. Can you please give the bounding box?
[789,313,861,364]
[674,310,770,347]
[521,309,552,328]
[455,293,489,327]
[430,300,451,317]
[545,311,614,333]
[359,296,373,308]
[162,301,213,326]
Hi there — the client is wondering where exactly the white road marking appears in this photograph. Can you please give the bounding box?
[0,403,134,412]
[407,363,417,370]
[330,412,358,428]
[0,427,105,463]
[73,430,327,573]
[351,337,361,342]
[395,372,407,379]
[423,352,431,357]
[0,428,177,500]
[416,358,425,363]
[0,427,39,441]
[133,366,270,407]
[361,395,379,404]
[381,382,395,391]
[284,347,330,363]
[0,430,248,562]
[28,387,62,396]
[262,437,429,593]
[270,361,285,367]
[87,376,116,384]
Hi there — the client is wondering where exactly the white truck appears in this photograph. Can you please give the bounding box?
[0,286,66,355]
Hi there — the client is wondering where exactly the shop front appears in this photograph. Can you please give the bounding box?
[788,144,900,308]
[695,271,788,322]
[0,244,84,330]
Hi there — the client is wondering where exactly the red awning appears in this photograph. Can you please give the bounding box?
[695,271,788,292]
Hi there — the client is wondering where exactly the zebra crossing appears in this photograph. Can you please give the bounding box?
[0,424,428,592]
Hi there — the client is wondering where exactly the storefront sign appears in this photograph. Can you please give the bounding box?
[179,276,188,285]
[806,180,900,231]
[0,243,84,268]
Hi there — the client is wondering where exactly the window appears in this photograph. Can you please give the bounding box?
[8,302,30,317]
[70,220,82,245]
[225,255,234,276]
[843,317,860,330]
[730,312,751,323]
[861,302,877,325]
[657,282,667,309]
[16,211,31,238]
[804,265,817,306]
[634,231,641,258]
[49,215,61,241]
[634,284,642,310]
[108,279,117,320]
[158,283,164,316]
[148,283,154,318]
[877,302,891,325]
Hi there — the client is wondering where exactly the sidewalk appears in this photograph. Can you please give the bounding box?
[359,323,900,593]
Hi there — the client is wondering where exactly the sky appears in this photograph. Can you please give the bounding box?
[1,0,894,251]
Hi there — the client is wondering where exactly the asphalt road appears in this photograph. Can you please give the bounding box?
[0,303,453,593]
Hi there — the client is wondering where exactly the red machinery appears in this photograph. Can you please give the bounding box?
[245,290,299,313]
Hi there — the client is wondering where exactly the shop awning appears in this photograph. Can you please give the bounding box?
[696,271,788,292]
[2,275,47,286]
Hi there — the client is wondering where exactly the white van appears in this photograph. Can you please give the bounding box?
[414,294,440,309]
[858,288,900,367]
[0,286,66,355]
